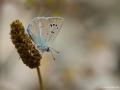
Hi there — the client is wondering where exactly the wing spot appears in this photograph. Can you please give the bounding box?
[50,24,52,27]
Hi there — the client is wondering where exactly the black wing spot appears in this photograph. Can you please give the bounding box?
[50,24,52,27]
[53,24,55,26]
[55,24,58,29]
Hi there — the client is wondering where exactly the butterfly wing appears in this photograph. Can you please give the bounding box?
[26,17,46,46]
[41,17,64,44]
[26,17,64,47]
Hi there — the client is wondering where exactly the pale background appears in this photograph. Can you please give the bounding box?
[1,0,120,90]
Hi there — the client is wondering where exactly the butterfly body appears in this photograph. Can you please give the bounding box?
[37,44,49,53]
[26,17,64,54]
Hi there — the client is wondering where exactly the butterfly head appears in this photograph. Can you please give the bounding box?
[46,47,50,52]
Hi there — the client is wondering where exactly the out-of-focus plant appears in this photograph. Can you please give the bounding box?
[26,0,34,7]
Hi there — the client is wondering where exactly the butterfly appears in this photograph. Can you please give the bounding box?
[26,17,64,60]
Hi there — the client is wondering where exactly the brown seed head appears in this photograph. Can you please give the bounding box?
[10,20,42,69]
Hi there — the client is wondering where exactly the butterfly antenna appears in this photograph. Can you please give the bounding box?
[50,50,56,61]
[49,47,60,54]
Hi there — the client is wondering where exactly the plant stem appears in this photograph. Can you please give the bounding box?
[36,66,44,90]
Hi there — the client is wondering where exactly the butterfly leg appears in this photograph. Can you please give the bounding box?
[49,49,56,61]
[49,47,60,54]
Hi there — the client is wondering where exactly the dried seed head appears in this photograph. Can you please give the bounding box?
[10,20,42,69]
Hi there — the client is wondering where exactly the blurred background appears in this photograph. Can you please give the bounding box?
[1,0,120,90]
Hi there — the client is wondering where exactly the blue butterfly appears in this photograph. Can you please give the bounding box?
[26,17,64,60]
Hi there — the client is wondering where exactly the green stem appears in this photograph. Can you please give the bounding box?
[36,66,44,90]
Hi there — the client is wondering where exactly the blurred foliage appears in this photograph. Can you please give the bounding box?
[26,0,33,7]
[24,0,65,16]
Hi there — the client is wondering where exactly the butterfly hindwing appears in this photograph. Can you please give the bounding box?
[44,17,64,43]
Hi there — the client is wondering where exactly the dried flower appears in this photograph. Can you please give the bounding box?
[10,20,42,68]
